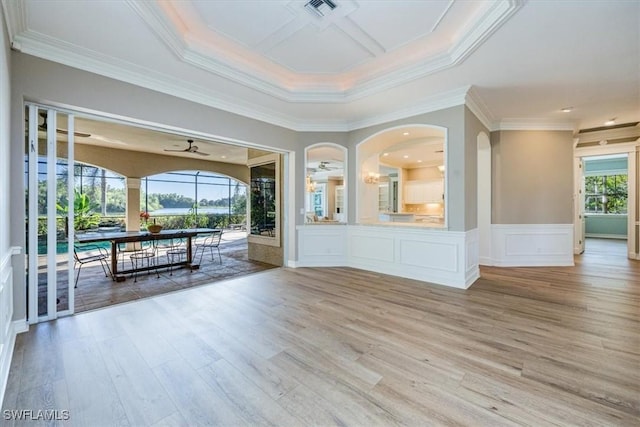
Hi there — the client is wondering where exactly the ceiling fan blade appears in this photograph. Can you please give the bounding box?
[56,128,92,138]
[193,151,209,156]
[164,148,188,153]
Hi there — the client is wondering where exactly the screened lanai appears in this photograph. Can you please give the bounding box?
[25,106,279,319]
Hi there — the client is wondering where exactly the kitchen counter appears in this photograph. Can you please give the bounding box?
[378,212,415,222]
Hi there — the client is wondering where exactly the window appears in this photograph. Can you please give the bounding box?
[585,175,627,214]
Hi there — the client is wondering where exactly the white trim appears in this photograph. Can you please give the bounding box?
[575,140,639,260]
[284,151,297,269]
[46,109,57,319]
[491,224,574,267]
[465,87,494,131]
[0,0,27,43]
[12,319,28,334]
[496,119,575,131]
[347,86,468,131]
[68,115,75,315]
[585,234,627,240]
[27,105,38,324]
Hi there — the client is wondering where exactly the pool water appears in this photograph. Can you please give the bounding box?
[38,240,111,255]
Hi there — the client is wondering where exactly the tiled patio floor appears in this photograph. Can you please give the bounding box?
[40,231,278,314]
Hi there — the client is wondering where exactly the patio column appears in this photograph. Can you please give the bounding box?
[126,177,141,232]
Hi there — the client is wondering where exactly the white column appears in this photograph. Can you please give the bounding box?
[126,178,141,232]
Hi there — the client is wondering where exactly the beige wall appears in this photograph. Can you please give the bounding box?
[406,166,442,180]
[464,107,489,230]
[491,130,574,224]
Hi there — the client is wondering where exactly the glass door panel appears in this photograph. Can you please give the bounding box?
[26,105,75,322]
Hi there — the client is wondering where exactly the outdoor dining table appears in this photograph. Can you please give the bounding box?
[75,228,218,281]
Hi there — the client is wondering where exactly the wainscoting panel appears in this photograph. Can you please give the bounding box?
[0,249,16,407]
[492,224,574,266]
[296,225,348,267]
[399,239,458,272]
[349,232,395,263]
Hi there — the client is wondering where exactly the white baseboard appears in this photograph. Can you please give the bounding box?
[478,256,493,266]
[585,234,627,240]
[492,224,574,267]
[12,319,28,334]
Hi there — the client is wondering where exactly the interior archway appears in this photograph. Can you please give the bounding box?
[304,143,347,223]
[356,125,447,226]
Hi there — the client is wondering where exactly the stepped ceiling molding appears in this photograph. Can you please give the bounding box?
[2,0,639,132]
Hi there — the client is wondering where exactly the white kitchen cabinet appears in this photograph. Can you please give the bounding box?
[404,180,443,203]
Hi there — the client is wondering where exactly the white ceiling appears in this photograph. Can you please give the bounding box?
[3,0,639,132]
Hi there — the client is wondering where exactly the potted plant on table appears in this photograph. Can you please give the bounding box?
[141,211,162,233]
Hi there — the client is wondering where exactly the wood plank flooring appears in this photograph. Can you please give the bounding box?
[3,239,639,426]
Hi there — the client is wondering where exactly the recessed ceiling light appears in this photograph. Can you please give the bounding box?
[604,118,616,126]
[382,152,389,157]
[403,155,409,159]
[417,160,422,163]
[561,107,573,113]
[403,132,409,136]
[221,155,227,159]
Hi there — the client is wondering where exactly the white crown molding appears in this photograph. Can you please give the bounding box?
[464,86,494,131]
[345,86,471,131]
[448,0,523,65]
[496,119,576,132]
[1,0,27,45]
[124,0,186,56]
[277,86,471,131]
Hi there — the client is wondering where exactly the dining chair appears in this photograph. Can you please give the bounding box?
[73,244,113,288]
[129,241,159,282]
[165,237,188,275]
[194,230,223,264]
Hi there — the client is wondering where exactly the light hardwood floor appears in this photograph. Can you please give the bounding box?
[3,239,639,426]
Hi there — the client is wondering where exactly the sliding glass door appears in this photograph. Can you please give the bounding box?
[26,105,75,322]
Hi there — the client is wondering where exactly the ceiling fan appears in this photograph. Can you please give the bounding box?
[308,160,341,172]
[36,111,92,138]
[164,139,210,156]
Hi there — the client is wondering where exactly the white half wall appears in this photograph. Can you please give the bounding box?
[491,224,574,267]
[295,224,479,289]
[296,225,348,267]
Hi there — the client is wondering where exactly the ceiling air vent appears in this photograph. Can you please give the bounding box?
[305,0,337,17]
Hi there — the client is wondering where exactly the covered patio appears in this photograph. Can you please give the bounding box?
[40,230,277,314]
